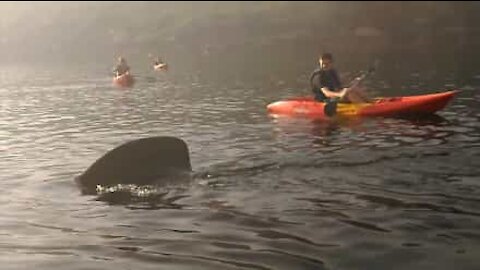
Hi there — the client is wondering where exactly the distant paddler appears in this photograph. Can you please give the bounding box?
[149,54,168,71]
[113,56,131,77]
[112,56,134,88]
[154,57,168,71]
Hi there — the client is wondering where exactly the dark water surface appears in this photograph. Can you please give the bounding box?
[0,64,479,270]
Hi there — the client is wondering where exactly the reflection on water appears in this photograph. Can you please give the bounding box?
[0,65,479,270]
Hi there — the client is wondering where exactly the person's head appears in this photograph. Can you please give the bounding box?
[319,53,334,70]
[118,57,126,64]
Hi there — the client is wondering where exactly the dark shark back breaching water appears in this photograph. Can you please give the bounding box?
[75,136,192,195]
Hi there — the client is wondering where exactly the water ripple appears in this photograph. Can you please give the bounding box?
[0,67,478,269]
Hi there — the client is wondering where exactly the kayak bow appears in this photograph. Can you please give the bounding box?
[113,72,135,88]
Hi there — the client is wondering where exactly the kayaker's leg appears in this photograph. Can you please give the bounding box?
[313,87,327,102]
[314,92,324,102]
[344,86,371,103]
[354,85,371,102]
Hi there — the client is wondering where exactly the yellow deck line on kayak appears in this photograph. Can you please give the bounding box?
[336,103,371,116]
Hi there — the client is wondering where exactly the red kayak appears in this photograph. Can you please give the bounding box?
[113,72,135,88]
[267,90,457,119]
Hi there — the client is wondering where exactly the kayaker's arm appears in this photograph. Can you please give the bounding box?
[112,66,120,76]
[321,87,347,99]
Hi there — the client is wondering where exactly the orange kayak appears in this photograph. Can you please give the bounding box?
[113,72,135,88]
[267,90,457,119]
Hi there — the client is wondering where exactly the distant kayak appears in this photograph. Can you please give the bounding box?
[267,90,457,119]
[113,72,135,88]
[154,63,168,71]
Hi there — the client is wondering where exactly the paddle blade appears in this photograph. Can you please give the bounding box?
[323,99,338,117]
[368,59,380,74]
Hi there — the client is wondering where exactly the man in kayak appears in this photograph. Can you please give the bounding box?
[153,57,168,71]
[113,57,130,77]
[310,53,370,103]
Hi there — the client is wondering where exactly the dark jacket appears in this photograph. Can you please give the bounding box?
[310,68,342,101]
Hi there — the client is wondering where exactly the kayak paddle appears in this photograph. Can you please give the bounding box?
[323,60,379,117]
